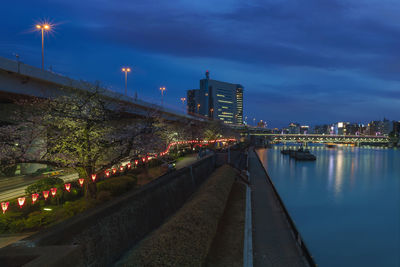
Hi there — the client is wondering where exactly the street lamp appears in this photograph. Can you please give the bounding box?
[160,87,166,105]
[197,103,201,113]
[180,97,186,113]
[35,23,51,70]
[121,67,131,96]
[210,108,214,119]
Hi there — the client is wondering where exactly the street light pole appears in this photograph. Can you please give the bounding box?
[122,67,131,96]
[160,87,166,105]
[180,97,186,114]
[36,23,51,70]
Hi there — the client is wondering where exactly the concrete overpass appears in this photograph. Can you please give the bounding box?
[0,56,206,123]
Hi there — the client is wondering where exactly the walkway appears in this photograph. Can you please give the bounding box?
[248,149,307,267]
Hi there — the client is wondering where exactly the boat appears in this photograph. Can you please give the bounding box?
[289,147,316,161]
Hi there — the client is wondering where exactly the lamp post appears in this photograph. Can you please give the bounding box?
[180,97,186,113]
[122,67,131,96]
[35,23,51,70]
[210,108,214,119]
[197,103,200,113]
[160,87,166,105]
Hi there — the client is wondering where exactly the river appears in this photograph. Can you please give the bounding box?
[257,146,400,267]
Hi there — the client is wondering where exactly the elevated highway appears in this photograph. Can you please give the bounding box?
[0,56,206,123]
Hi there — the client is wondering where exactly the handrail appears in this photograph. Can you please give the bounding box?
[253,148,318,267]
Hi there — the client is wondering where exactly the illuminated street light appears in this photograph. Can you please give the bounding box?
[160,87,166,105]
[122,67,131,96]
[180,97,186,113]
[197,103,201,113]
[35,23,52,70]
[210,108,214,118]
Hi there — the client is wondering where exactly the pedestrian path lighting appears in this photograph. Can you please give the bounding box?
[122,67,131,96]
[32,193,39,204]
[35,23,52,70]
[43,190,50,200]
[18,197,26,208]
[50,188,57,197]
[64,183,71,192]
[1,202,9,214]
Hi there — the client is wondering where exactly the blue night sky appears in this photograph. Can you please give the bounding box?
[1,0,399,128]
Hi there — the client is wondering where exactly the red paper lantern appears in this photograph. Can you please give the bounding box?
[78,178,85,187]
[43,191,50,200]
[18,197,26,208]
[32,193,39,204]
[64,183,71,192]
[1,202,9,214]
[50,188,57,197]
[105,170,110,177]
[112,168,117,174]
[119,165,124,172]
[127,163,131,169]
[142,157,146,163]
[91,174,97,182]
[134,160,138,165]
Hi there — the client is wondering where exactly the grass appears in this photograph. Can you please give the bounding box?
[205,181,246,267]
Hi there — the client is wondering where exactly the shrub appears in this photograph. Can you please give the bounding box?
[97,175,137,197]
[97,190,112,203]
[24,211,54,230]
[25,177,64,195]
[119,165,236,266]
[63,199,94,218]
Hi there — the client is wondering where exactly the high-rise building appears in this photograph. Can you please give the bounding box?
[187,71,244,124]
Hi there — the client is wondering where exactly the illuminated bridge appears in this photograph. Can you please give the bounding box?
[256,133,389,145]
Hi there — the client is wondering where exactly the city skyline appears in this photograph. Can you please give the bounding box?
[1,0,399,128]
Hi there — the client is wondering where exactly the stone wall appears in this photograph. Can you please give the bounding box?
[0,154,217,266]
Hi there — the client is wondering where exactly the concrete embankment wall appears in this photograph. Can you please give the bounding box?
[0,154,218,266]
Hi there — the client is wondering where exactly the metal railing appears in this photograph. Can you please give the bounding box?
[253,148,318,267]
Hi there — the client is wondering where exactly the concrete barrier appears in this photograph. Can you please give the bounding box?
[0,154,217,266]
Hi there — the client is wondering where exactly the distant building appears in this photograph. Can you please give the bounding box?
[288,122,300,134]
[393,121,400,136]
[187,89,200,114]
[300,125,309,134]
[313,124,330,135]
[187,71,244,124]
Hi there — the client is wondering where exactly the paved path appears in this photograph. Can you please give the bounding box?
[249,149,307,267]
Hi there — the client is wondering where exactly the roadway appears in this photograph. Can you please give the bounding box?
[0,173,78,202]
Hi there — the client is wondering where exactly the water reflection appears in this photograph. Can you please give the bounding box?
[258,146,400,267]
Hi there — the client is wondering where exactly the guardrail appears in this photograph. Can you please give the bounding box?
[253,148,318,267]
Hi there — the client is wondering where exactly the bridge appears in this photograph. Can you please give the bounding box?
[253,133,389,145]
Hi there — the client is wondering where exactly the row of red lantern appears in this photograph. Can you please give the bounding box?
[2,139,236,214]
[1,183,74,214]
